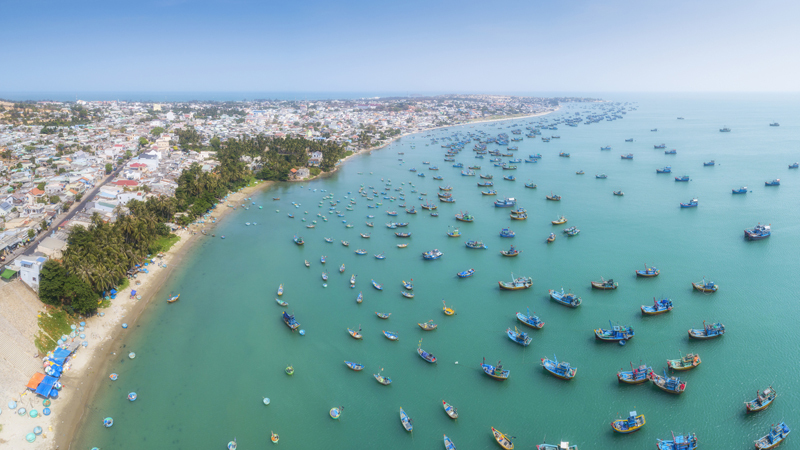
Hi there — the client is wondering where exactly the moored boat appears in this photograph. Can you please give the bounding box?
[465,240,488,249]
[642,297,673,315]
[617,362,653,384]
[374,370,392,385]
[594,321,634,341]
[692,277,718,292]
[524,182,537,188]
[591,277,617,290]
[635,264,659,277]
[375,311,391,319]
[282,311,300,331]
[611,411,645,433]
[442,300,455,315]
[666,352,701,371]
[549,288,581,307]
[446,227,461,237]
[657,166,672,173]
[417,340,437,363]
[755,422,790,449]
[491,427,514,449]
[546,193,561,201]
[552,215,567,225]
[418,320,438,331]
[399,408,413,432]
[499,227,515,237]
[675,175,690,182]
[347,326,362,339]
[516,307,544,329]
[732,186,748,194]
[541,355,577,380]
[455,211,475,222]
[680,198,698,208]
[344,361,363,371]
[481,358,510,380]
[746,387,776,413]
[506,327,532,346]
[500,245,521,256]
[401,291,414,298]
[442,400,458,419]
[277,284,284,296]
[537,441,577,450]
[688,321,725,339]
[613,190,624,196]
[546,233,555,243]
[293,235,304,245]
[745,223,771,240]
[371,279,383,290]
[275,298,288,307]
[167,293,180,303]
[649,370,686,394]
[657,432,697,450]
[457,268,475,278]
[356,291,363,303]
[422,249,444,260]
[765,179,780,186]
[499,275,533,290]
[383,330,398,341]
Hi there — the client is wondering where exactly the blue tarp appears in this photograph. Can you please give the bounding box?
[51,348,71,365]
[35,376,57,397]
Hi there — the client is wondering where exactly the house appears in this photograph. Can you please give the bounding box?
[13,256,46,290]
[111,180,139,188]
[307,151,323,167]
[296,167,310,179]
[37,237,67,259]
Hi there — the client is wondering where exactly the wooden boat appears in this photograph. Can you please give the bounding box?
[350,274,357,286]
[417,340,436,363]
[546,233,555,243]
[402,280,413,290]
[746,387,776,412]
[642,297,673,315]
[167,293,180,303]
[455,211,474,222]
[374,252,386,260]
[347,326,363,339]
[356,292,363,303]
[321,272,328,281]
[324,237,333,243]
[591,277,617,290]
[446,227,461,237]
[341,240,349,247]
[510,211,527,220]
[491,427,514,449]
[541,355,577,380]
[649,370,686,394]
[552,215,567,225]
[457,268,475,278]
[344,361,363,371]
[500,245,521,257]
[503,175,515,181]
[330,406,343,419]
[304,260,310,267]
[692,277,718,292]
[320,255,326,264]
[635,264,659,277]
[563,226,580,236]
[442,400,458,419]
[277,284,284,296]
[442,300,455,315]
[744,224,771,240]
[383,330,398,341]
[422,249,444,260]
[271,432,279,444]
[765,179,781,186]
[397,243,408,248]
[549,288,581,307]
[371,279,383,290]
[657,433,697,450]
[481,359,510,380]
[444,435,456,450]
[546,193,561,201]
[667,352,701,371]
[499,275,532,290]
[617,362,653,384]
[360,233,370,238]
[375,312,391,319]
[401,291,414,298]
[611,411,645,433]
[613,190,624,196]
[418,320,438,331]
[399,408,413,432]
[506,327,532,346]
[282,311,300,331]
[755,422,790,449]
[688,321,725,339]
[516,308,544,329]
[275,298,288,307]
[482,190,498,195]
[339,264,345,273]
[537,441,577,450]
[594,321,634,341]
[293,235,304,245]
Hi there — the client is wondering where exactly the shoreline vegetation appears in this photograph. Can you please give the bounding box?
[53,108,557,449]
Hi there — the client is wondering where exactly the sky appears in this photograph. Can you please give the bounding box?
[2,0,799,93]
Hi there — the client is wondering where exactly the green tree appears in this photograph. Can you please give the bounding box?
[75,193,83,202]
[27,229,35,239]
[150,127,165,137]
[138,137,148,147]
[39,260,67,306]
[37,182,46,191]
[105,163,112,174]
[49,195,60,204]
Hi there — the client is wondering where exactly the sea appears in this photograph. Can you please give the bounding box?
[74,94,800,449]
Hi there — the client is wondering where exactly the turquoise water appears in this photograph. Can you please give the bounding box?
[75,95,800,449]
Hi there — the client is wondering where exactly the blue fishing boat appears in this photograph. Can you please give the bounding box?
[656,166,672,173]
[746,387,777,413]
[499,228,515,237]
[651,370,686,394]
[636,265,659,277]
[444,435,456,450]
[558,152,570,157]
[617,362,653,384]
[524,158,537,163]
[601,145,612,150]
[675,176,689,182]
[482,189,498,195]
[594,321,634,341]
[613,190,624,196]
[745,223,771,240]
[418,172,425,177]
[596,174,608,179]
[477,181,494,187]
[576,170,584,175]
[704,160,715,166]
[625,138,634,142]
[355,249,367,255]
[541,355,576,380]
[654,143,666,148]
[460,170,475,176]
[282,311,300,331]
[417,340,436,363]
[344,361,363,371]
[465,240,487,249]
[680,198,698,208]
[457,268,475,278]
[790,163,799,169]
[688,321,725,339]
[399,407,413,432]
[516,308,544,329]
[755,422,790,449]
[732,186,748,194]
[422,249,444,260]
[692,277,718,292]
[453,162,463,168]
[621,153,633,159]
[433,175,443,180]
[656,432,697,449]
[403,280,413,290]
[530,153,542,159]
[293,235,304,245]
[506,327,532,346]
[665,149,677,154]
[479,174,494,179]
[524,182,537,188]
[375,252,386,260]
[549,288,581,307]
[641,297,673,315]
[563,226,580,236]
[494,197,516,207]
[480,358,509,380]
[503,175,516,181]
[765,179,781,186]
[611,411,645,434]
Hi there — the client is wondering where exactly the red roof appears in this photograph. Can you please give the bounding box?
[113,180,139,186]
[130,163,147,168]
[29,188,45,196]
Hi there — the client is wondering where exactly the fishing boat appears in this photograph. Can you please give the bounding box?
[455,211,475,222]
[546,233,555,243]
[339,264,345,274]
[167,293,180,303]
[503,175,516,181]
[402,280,413,290]
[293,235,304,245]
[399,408,413,432]
[342,240,349,246]
[746,387,777,412]
[656,433,698,450]
[617,362,653,384]
[442,400,458,419]
[330,406,343,419]
[537,441,577,450]
[324,237,333,243]
[594,321,634,341]
[506,327,532,346]
[546,193,561,201]
[356,292,363,303]
[613,190,624,196]
[360,233,370,239]
[500,245,521,256]
[642,297,673,315]
[649,370,686,394]
[383,330,398,340]
[732,187,748,194]
[480,174,494,179]
[350,274,357,285]
[654,143,666,148]
[657,166,672,173]
[745,223,771,240]
[665,149,677,154]
[611,411,645,434]
[482,190,498,195]
[442,300,455,315]
[755,422,790,449]
[347,326,362,339]
[374,369,392,385]
[417,340,437,363]
[576,170,585,175]
[499,275,533,290]
[282,311,300,331]
[423,249,444,260]
[481,358,510,380]
[395,232,411,237]
[439,185,453,191]
[494,197,516,207]
[680,198,698,208]
[322,272,328,281]
[541,355,577,380]
[277,284,284,296]
[304,260,310,268]
[596,173,608,178]
[491,427,514,449]
[524,182,537,188]
[401,291,414,298]
[446,227,461,237]
[675,176,690,182]
[667,352,701,371]
[688,321,725,339]
[344,361,363,371]
[516,308,544,329]
[635,264,659,277]
[692,277,718,292]
[563,226,580,236]
[275,298,288,307]
[621,153,633,159]
[371,279,383,290]
[477,181,494,188]
[704,160,715,166]
[465,240,488,249]
[320,255,326,264]
[457,268,475,278]
[374,252,386,259]
[375,311,390,319]
[559,152,570,157]
[270,432,279,444]
[444,435,456,450]
[549,288,581,307]
[790,163,799,169]
[418,320,438,330]
[591,277,617,290]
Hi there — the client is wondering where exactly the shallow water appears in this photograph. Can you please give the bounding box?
[75,94,800,449]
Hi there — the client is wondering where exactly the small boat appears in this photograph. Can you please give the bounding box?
[617,362,653,384]
[559,152,570,157]
[442,400,458,419]
[563,226,580,236]
[675,175,690,182]
[402,280,413,290]
[665,149,677,154]
[304,260,310,267]
[399,408,413,432]
[330,406,343,419]
[732,187,748,194]
[347,326,363,339]
[499,275,533,290]
[482,190,498,195]
[611,411,645,434]
[491,427,514,449]
[422,249,444,260]
[704,160,715,166]
[455,211,475,222]
[635,264,659,277]
[397,243,408,248]
[500,245,521,257]
[480,174,493,179]
[167,293,180,303]
[418,320,438,330]
[374,370,392,385]
[275,298,288,307]
[657,166,672,173]
[341,240,349,246]
[322,272,328,281]
[621,153,633,159]
[339,264,345,273]
[494,197,516,208]
[546,233,555,243]
[366,222,374,227]
[552,215,567,225]
[360,233,370,239]
[546,193,561,201]
[444,435,456,450]
[657,433,697,450]
[442,300,455,315]
[601,146,612,150]
[541,355,576,380]
[446,227,461,237]
[506,326,532,346]
[576,170,584,175]
[755,422,790,449]
[745,223,771,240]
[457,268,475,278]
[591,277,617,290]
[293,235,304,245]
[549,288,581,307]
[594,321,634,341]
[374,253,386,260]
[503,175,515,181]
[746,387,777,413]
[613,190,624,196]
[324,237,333,243]
[692,277,718,292]
[277,284,284,296]
[625,138,634,142]
[375,311,391,319]
[667,352,701,371]
[282,311,300,331]
[688,321,725,339]
[649,370,686,394]
[790,163,799,169]
[481,358,510,380]
[320,256,326,264]
[350,274,356,286]
[372,279,383,290]
[356,292,363,303]
[680,198,698,208]
[524,182,537,188]
[642,297,673,315]
[344,361,363,371]
[537,441,577,450]
[417,340,437,363]
[596,173,608,178]
[401,291,414,298]
[395,232,411,237]
[465,240,487,249]
[383,330,398,341]
[516,308,544,329]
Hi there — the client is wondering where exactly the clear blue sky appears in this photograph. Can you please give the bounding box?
[3,0,798,93]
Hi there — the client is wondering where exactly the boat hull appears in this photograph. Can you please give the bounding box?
[692,282,718,292]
